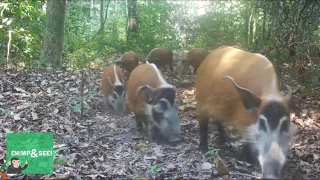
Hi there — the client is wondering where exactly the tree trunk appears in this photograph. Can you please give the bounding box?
[100,0,104,34]
[97,0,111,35]
[113,0,116,16]
[42,0,47,13]
[126,0,138,41]
[252,0,258,50]
[248,0,257,48]
[244,2,250,47]
[40,0,66,70]
[90,0,94,19]
[262,1,266,43]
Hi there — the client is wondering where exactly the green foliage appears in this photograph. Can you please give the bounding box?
[1,107,13,119]
[130,154,137,159]
[55,157,68,165]
[0,0,319,87]
[73,103,81,113]
[0,0,45,67]
[134,0,179,54]
[150,165,159,173]
[203,148,220,158]
[132,174,140,180]
[54,146,70,156]
[303,87,312,94]
[66,46,96,69]
[73,90,97,113]
[63,0,180,65]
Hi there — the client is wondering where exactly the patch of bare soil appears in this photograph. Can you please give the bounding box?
[0,60,319,180]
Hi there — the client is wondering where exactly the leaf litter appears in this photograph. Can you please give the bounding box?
[0,60,319,179]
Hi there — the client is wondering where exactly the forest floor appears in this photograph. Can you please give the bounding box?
[0,54,319,180]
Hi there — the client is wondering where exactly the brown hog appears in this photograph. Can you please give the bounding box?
[116,51,139,73]
[127,62,180,142]
[182,48,209,74]
[145,48,173,73]
[196,46,296,179]
[101,64,126,116]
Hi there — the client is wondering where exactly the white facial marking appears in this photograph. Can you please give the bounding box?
[276,116,288,132]
[258,114,271,133]
[113,64,122,86]
[268,142,286,165]
[144,104,152,117]
[258,155,264,167]
[259,114,267,121]
[266,93,282,101]
[149,63,173,88]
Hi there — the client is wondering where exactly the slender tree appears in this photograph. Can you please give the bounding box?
[90,0,94,19]
[100,0,104,33]
[40,0,66,69]
[126,0,138,41]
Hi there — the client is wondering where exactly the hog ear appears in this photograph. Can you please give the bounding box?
[223,76,261,112]
[284,85,295,110]
[136,85,155,104]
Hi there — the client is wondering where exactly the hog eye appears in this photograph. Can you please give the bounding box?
[280,119,289,132]
[258,118,267,132]
[152,111,163,123]
[112,92,118,99]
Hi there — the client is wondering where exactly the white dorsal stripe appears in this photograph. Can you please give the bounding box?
[159,84,174,88]
[149,63,173,88]
[113,64,122,86]
[145,48,158,60]
[258,115,270,133]
[266,75,282,101]
[252,53,282,101]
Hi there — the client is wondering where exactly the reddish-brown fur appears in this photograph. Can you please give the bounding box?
[196,46,288,131]
[196,46,295,179]
[127,63,181,142]
[145,48,174,73]
[101,64,125,97]
[127,64,165,116]
[119,51,139,73]
[183,48,209,74]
